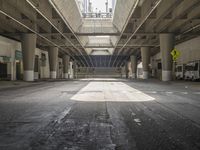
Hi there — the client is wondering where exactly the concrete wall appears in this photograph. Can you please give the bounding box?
[35,48,50,79]
[152,36,200,65]
[0,36,50,80]
[0,36,21,80]
[175,36,200,64]
[77,67,122,78]
[151,36,200,79]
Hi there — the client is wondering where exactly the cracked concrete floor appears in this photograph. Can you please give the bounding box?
[0,79,200,150]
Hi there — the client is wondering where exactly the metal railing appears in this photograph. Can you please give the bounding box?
[82,12,112,18]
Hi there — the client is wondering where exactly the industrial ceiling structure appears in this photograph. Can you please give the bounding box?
[0,0,200,67]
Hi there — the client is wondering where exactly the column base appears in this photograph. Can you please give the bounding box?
[132,73,137,79]
[24,70,34,81]
[69,74,73,79]
[64,73,69,79]
[143,71,149,79]
[34,72,39,80]
[152,69,155,77]
[122,75,126,78]
[50,71,57,79]
[162,70,172,81]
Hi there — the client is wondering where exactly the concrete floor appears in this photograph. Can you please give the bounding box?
[0,79,200,150]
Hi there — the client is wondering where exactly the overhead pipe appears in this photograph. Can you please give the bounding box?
[0,10,84,65]
[108,0,140,67]
[48,0,94,67]
[111,0,163,67]
[26,0,87,67]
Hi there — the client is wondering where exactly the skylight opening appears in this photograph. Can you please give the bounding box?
[77,0,116,18]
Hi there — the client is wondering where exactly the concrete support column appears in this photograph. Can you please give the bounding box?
[69,61,73,79]
[73,61,77,79]
[141,47,150,79]
[34,55,39,80]
[62,55,70,79]
[21,33,36,81]
[159,33,175,81]
[125,61,129,79]
[130,55,137,79]
[49,47,58,79]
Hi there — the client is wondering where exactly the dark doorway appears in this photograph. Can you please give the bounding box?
[34,55,40,79]
[16,62,22,80]
[0,63,7,80]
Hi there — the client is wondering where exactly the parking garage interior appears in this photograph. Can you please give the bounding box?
[0,0,200,150]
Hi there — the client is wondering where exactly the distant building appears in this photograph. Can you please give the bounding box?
[112,0,116,13]
[77,0,84,13]
[88,0,92,13]
[77,0,90,13]
[105,0,108,13]
[84,0,88,13]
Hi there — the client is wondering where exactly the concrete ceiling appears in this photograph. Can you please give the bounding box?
[0,0,200,67]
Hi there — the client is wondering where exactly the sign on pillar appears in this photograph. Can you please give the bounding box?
[171,48,181,80]
[171,48,181,61]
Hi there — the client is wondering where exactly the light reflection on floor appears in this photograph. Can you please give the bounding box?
[79,78,118,81]
[71,82,155,102]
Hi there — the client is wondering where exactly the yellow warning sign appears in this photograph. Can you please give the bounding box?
[171,49,180,61]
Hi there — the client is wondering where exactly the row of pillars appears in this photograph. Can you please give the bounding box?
[130,33,174,81]
[21,33,72,81]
